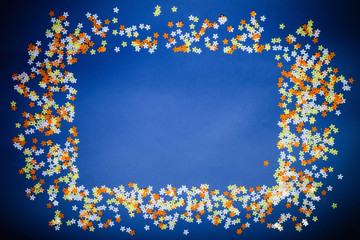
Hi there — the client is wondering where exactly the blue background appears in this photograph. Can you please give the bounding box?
[1,0,360,239]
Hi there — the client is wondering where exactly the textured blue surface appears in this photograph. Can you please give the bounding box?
[1,0,360,239]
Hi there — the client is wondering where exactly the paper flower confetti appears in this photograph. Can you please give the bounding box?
[10,2,355,237]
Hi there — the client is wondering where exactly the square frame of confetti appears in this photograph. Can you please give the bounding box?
[1,0,360,239]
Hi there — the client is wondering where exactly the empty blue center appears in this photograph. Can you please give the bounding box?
[74,49,280,189]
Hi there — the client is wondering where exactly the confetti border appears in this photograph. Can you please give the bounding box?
[10,4,354,237]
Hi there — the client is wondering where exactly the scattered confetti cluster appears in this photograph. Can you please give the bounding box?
[10,4,354,237]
